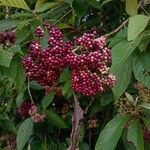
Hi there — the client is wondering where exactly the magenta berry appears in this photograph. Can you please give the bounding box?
[17,102,33,118]
[22,25,116,96]
[0,31,16,45]
[35,26,44,37]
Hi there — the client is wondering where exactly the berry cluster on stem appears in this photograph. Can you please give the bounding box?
[22,23,116,96]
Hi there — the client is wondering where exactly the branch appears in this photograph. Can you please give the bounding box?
[68,93,84,150]
[104,19,129,38]
[27,78,34,104]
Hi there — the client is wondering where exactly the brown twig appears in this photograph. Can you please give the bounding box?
[84,98,94,114]
[68,93,84,150]
[5,7,9,19]
[27,78,34,104]
[104,19,129,38]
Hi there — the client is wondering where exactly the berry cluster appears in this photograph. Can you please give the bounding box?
[115,98,140,116]
[29,105,45,123]
[135,82,150,103]
[0,31,16,45]
[143,128,150,144]
[22,25,72,87]
[22,24,116,96]
[17,101,45,122]
[17,101,33,118]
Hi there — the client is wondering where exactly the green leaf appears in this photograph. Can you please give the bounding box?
[59,67,70,83]
[45,110,67,128]
[127,120,144,150]
[14,62,26,92]
[17,118,33,150]
[140,50,150,71]
[65,0,73,5]
[72,0,87,17]
[132,54,150,88]
[0,19,16,31]
[42,92,55,110]
[86,0,102,10]
[0,0,30,10]
[109,29,127,47]
[95,115,129,150]
[30,81,43,90]
[138,30,150,51]
[126,0,138,16]
[100,91,113,106]
[128,15,150,41]
[2,60,17,80]
[0,118,17,134]
[16,26,31,44]
[16,92,25,107]
[139,102,150,110]
[35,0,45,9]
[0,50,13,67]
[143,118,150,131]
[111,36,141,72]
[111,57,132,100]
[62,80,72,96]
[102,0,113,6]
[34,2,58,13]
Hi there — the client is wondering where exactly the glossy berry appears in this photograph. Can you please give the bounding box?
[35,26,44,37]
[0,31,16,45]
[22,24,116,96]
[17,102,33,118]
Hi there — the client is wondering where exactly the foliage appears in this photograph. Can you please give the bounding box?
[0,0,150,150]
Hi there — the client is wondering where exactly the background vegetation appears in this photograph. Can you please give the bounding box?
[0,0,150,150]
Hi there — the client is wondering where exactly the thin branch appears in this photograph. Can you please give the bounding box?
[5,7,9,19]
[140,5,150,16]
[68,92,84,150]
[104,19,129,38]
[84,98,94,114]
[55,9,73,25]
[27,78,34,104]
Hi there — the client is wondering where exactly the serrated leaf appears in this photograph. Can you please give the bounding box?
[127,120,144,150]
[128,15,150,41]
[111,58,132,100]
[45,110,67,128]
[42,92,55,110]
[17,118,33,150]
[0,50,13,67]
[95,115,129,150]
[126,0,138,16]
[0,0,30,10]
[133,54,150,88]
